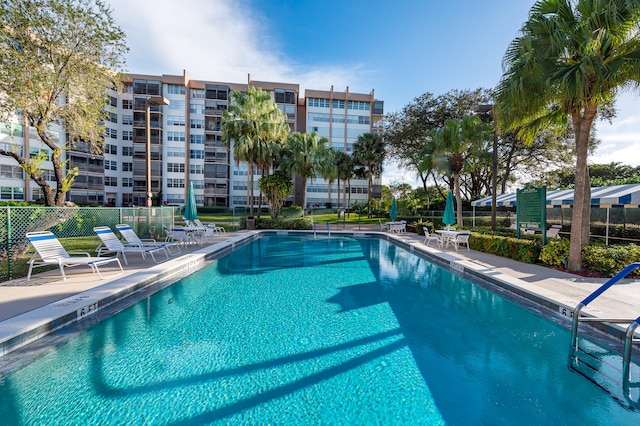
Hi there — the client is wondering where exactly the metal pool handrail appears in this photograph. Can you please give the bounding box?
[568,262,640,407]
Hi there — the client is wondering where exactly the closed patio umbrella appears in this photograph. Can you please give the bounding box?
[184,182,198,221]
[443,192,455,228]
[389,197,398,221]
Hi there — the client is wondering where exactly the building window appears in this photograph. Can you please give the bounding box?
[167,163,185,173]
[122,177,133,187]
[308,98,331,108]
[190,149,204,159]
[167,116,186,126]
[122,115,133,125]
[274,89,296,104]
[347,101,370,111]
[109,96,118,107]
[29,148,52,161]
[190,119,204,129]
[167,132,186,142]
[106,128,117,138]
[108,112,118,123]
[167,84,185,95]
[190,89,205,99]
[332,99,345,109]
[190,164,204,174]
[0,165,24,179]
[167,178,185,188]
[189,104,204,114]
[122,130,133,141]
[168,100,186,110]
[122,99,133,109]
[104,144,117,155]
[167,147,185,157]
[190,134,205,144]
[104,160,117,170]
[1,186,24,200]
[122,146,133,156]
[192,180,204,189]
[105,176,118,186]
[122,162,133,172]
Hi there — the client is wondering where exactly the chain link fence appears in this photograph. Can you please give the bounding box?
[1,206,176,282]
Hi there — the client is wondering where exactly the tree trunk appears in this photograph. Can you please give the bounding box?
[367,173,373,215]
[581,166,591,245]
[568,105,597,271]
[248,161,255,216]
[337,179,341,209]
[454,172,463,227]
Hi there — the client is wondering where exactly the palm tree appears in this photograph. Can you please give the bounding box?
[319,149,338,208]
[431,115,490,227]
[335,150,354,210]
[352,132,386,215]
[279,131,331,211]
[496,0,640,271]
[221,86,289,216]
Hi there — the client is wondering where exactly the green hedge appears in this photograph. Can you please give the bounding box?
[252,217,314,230]
[538,238,640,277]
[469,233,541,264]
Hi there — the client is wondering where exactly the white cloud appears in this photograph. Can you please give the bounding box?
[105,0,363,94]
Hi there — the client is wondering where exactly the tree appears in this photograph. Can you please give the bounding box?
[278,131,331,211]
[221,86,289,216]
[320,148,338,208]
[431,115,490,227]
[383,89,492,196]
[0,0,128,206]
[334,150,354,210]
[352,132,386,215]
[496,0,640,271]
[259,172,293,219]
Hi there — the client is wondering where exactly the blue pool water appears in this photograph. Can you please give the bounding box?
[0,235,638,424]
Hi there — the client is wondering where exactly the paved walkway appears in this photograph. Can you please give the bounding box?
[1,226,640,358]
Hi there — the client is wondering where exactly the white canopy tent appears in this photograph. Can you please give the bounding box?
[471,184,640,244]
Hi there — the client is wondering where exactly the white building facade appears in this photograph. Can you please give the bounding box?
[0,70,383,209]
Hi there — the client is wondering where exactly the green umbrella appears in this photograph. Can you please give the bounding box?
[389,197,398,221]
[443,192,455,228]
[184,182,198,221]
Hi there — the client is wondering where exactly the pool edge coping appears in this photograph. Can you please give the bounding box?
[0,230,634,368]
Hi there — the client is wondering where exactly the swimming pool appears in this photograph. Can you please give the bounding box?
[0,234,638,424]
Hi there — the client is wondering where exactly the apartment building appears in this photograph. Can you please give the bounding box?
[0,70,383,209]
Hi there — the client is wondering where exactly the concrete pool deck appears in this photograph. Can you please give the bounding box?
[1,226,640,365]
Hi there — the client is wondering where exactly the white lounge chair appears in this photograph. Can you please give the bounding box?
[547,225,562,238]
[94,226,167,265]
[171,226,198,246]
[452,231,471,252]
[116,224,180,255]
[25,231,123,281]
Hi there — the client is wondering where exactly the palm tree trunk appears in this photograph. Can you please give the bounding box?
[568,105,597,271]
[581,165,591,245]
[248,161,255,216]
[454,172,463,227]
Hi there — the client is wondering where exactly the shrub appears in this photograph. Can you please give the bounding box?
[280,206,303,219]
[469,233,540,264]
[582,244,640,277]
[539,239,570,267]
[255,217,313,230]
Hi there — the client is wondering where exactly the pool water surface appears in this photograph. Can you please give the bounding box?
[0,235,638,424]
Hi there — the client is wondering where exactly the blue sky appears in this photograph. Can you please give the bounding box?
[105,0,640,185]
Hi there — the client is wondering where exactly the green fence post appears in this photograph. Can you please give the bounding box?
[6,206,11,280]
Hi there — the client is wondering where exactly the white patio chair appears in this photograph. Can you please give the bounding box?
[451,231,471,252]
[116,224,180,255]
[25,231,123,281]
[423,231,443,248]
[94,226,166,265]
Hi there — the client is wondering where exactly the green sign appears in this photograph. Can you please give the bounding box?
[517,185,547,243]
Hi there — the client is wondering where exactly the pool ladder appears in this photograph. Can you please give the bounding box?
[568,262,640,408]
